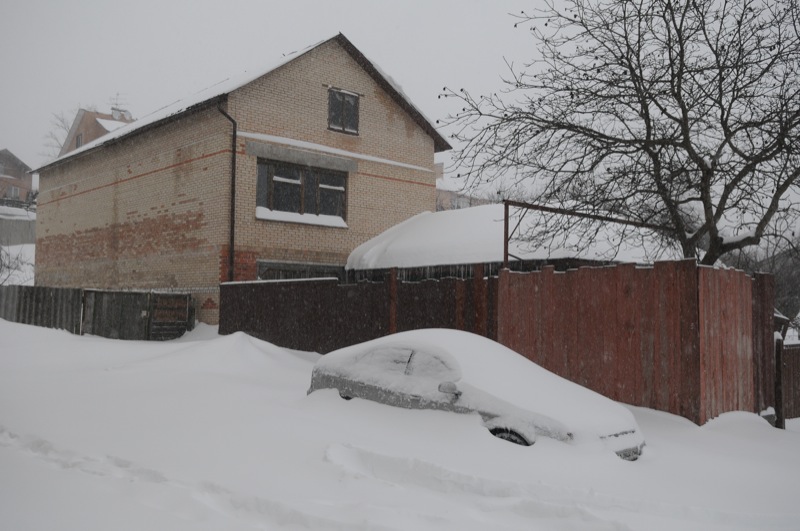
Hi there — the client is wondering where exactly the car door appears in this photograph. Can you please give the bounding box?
[402,348,469,412]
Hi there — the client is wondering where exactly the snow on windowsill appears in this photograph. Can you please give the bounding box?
[255,207,348,228]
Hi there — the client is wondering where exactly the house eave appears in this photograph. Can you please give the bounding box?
[332,34,451,153]
[34,97,227,174]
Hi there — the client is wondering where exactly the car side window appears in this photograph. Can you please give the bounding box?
[406,350,459,381]
[359,347,414,374]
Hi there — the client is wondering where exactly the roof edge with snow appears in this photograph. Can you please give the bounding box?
[34,33,450,174]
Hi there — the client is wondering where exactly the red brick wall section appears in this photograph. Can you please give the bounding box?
[218,246,259,283]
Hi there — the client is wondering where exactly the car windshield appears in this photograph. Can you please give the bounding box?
[354,346,460,382]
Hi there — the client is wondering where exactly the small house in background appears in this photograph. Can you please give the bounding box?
[0,149,34,204]
[58,108,135,156]
[33,33,450,324]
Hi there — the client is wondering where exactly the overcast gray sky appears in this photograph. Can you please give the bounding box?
[1,0,534,174]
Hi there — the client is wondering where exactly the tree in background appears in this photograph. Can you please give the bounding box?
[727,237,800,334]
[40,110,74,160]
[443,0,800,265]
[0,245,25,286]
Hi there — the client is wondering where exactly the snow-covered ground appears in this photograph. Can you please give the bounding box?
[1,319,799,530]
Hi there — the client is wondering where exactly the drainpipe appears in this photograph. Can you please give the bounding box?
[217,100,237,283]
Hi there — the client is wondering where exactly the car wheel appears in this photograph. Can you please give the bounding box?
[339,390,353,400]
[489,428,530,446]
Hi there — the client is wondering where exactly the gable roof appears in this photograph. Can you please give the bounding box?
[36,33,450,173]
[0,149,32,176]
[58,109,135,157]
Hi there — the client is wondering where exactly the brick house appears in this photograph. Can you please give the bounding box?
[33,34,450,323]
[59,108,135,156]
[0,149,34,203]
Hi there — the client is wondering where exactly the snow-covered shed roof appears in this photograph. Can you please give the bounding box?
[346,203,683,270]
[36,33,449,173]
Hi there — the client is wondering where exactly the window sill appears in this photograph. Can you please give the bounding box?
[255,207,348,228]
[327,127,359,136]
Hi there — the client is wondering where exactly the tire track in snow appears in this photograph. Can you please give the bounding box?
[0,425,394,531]
[325,443,797,530]
[325,443,629,531]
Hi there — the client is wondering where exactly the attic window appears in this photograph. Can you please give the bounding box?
[328,88,359,134]
[75,133,83,149]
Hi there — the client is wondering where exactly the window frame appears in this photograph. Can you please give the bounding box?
[256,158,348,221]
[328,88,360,135]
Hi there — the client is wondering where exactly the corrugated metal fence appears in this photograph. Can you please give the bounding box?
[0,285,193,340]
[219,260,781,425]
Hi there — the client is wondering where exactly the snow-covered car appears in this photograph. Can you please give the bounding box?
[308,329,645,460]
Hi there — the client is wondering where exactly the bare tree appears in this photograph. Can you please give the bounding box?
[443,0,800,265]
[0,245,27,286]
[727,236,800,333]
[41,110,74,160]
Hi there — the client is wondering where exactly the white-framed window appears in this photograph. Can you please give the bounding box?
[256,159,346,219]
[9,186,19,200]
[328,88,359,134]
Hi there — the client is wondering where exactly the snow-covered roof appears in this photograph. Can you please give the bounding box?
[0,205,36,221]
[346,204,683,270]
[36,33,449,173]
[95,118,129,133]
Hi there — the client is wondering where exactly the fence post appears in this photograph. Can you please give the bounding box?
[389,268,397,334]
[775,336,785,429]
[473,263,486,337]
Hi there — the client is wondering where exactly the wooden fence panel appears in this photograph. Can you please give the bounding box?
[397,279,456,332]
[752,274,776,413]
[83,291,150,340]
[0,286,191,340]
[219,279,392,353]
[496,260,762,424]
[784,345,800,419]
[216,260,776,425]
[0,285,82,333]
[697,267,757,423]
[677,261,700,422]
[149,293,194,341]
[637,266,656,408]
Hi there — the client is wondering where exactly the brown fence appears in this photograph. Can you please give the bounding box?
[496,261,773,424]
[220,268,495,353]
[219,260,778,425]
[782,344,800,419]
[0,285,193,340]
